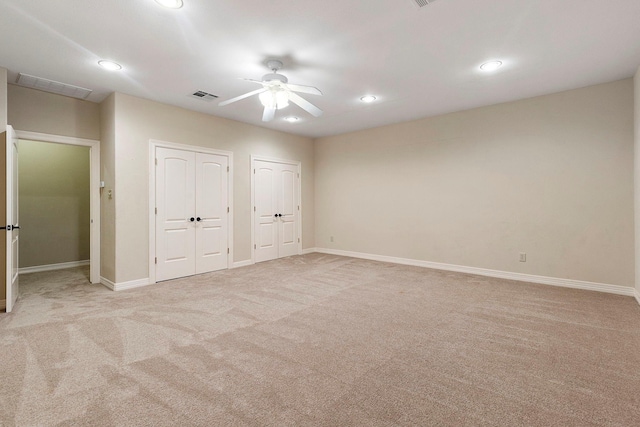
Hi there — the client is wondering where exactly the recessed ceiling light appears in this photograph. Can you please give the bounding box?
[284,116,299,123]
[155,0,183,8]
[479,60,503,72]
[360,95,377,103]
[98,60,122,71]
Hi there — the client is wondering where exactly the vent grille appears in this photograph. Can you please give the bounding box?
[15,73,92,100]
[190,90,218,101]
[412,0,437,7]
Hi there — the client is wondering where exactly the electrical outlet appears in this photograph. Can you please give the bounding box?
[330,236,334,242]
[519,252,526,262]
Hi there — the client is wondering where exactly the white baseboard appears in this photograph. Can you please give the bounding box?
[20,260,90,275]
[635,289,640,306]
[100,277,116,291]
[232,260,253,269]
[313,248,636,297]
[233,251,317,267]
[100,277,150,292]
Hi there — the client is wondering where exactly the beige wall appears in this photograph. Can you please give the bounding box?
[18,140,90,268]
[100,94,116,283]
[635,67,640,296]
[7,85,100,140]
[315,79,634,287]
[4,76,636,291]
[112,93,314,283]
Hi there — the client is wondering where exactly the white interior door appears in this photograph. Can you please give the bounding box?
[253,159,300,263]
[156,147,196,282]
[254,161,278,262]
[5,125,19,312]
[278,163,298,258]
[195,153,228,274]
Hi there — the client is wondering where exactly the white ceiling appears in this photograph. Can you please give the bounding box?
[1,0,639,138]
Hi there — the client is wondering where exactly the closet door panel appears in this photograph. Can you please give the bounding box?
[195,153,228,274]
[254,161,278,262]
[156,148,196,281]
[278,164,298,258]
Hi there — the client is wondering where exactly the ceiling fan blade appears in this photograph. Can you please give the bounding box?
[288,92,323,117]
[218,88,267,107]
[285,83,322,96]
[262,106,276,122]
[242,78,266,85]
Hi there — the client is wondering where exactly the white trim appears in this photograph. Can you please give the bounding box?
[635,288,640,306]
[148,139,234,285]
[302,247,317,255]
[19,260,90,274]
[232,260,253,269]
[100,276,116,291]
[250,156,303,264]
[16,130,101,284]
[15,131,98,147]
[314,248,636,297]
[101,276,150,291]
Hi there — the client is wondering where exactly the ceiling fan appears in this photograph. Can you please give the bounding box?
[218,60,323,122]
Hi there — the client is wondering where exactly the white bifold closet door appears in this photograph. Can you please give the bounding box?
[254,160,299,263]
[156,147,228,282]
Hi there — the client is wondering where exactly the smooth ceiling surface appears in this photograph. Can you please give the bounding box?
[1,0,639,138]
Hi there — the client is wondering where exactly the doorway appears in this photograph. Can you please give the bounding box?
[19,140,90,276]
[15,131,100,284]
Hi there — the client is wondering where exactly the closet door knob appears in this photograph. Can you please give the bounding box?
[196,217,202,222]
[189,217,195,222]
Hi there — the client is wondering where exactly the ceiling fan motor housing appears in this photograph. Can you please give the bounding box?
[262,73,288,84]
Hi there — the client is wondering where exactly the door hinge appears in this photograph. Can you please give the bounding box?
[298,238,300,243]
[254,206,256,212]
[254,244,256,249]
[155,207,157,215]
[155,257,157,264]
[227,248,230,254]
[227,207,229,213]
[253,168,256,174]
[227,166,229,172]
[298,205,300,211]
[155,158,158,166]
[297,173,300,178]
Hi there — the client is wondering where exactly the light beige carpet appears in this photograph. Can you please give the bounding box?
[1,253,639,426]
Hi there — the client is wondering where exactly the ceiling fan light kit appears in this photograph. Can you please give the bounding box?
[219,59,323,122]
[259,88,289,109]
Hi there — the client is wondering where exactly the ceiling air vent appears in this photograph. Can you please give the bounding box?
[412,0,437,7]
[189,90,218,102]
[15,73,92,100]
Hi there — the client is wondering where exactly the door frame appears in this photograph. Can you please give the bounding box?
[15,130,101,284]
[250,155,302,264]
[148,139,233,284]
